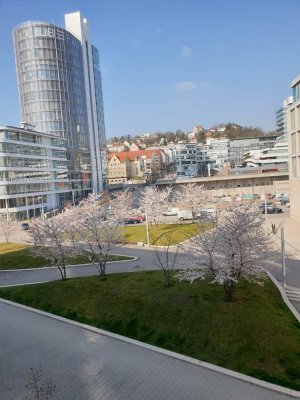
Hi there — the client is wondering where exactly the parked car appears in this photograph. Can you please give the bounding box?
[258,203,273,210]
[129,215,146,222]
[163,208,179,216]
[261,206,283,214]
[201,206,216,214]
[220,196,232,202]
[21,222,30,230]
[178,210,200,221]
[124,218,141,224]
[279,198,290,206]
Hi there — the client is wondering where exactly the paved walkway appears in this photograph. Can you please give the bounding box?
[1,219,300,398]
[266,215,300,311]
[0,299,298,400]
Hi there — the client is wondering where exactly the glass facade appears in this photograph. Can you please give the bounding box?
[13,14,107,194]
[92,45,107,182]
[0,126,70,220]
[293,83,300,103]
[14,22,92,192]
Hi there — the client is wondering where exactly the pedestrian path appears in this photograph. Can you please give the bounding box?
[269,216,300,260]
[285,286,300,303]
[1,299,299,400]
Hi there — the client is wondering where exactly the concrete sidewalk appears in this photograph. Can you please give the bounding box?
[268,216,300,259]
[1,299,299,400]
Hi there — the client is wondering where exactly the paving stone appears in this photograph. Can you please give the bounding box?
[0,301,297,400]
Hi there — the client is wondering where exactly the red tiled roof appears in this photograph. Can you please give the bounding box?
[108,149,162,162]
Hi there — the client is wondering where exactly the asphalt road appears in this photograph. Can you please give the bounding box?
[0,242,298,299]
[0,246,187,287]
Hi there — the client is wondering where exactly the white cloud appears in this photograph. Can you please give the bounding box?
[181,46,192,58]
[175,81,197,91]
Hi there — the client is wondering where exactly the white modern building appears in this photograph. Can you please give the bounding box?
[13,11,106,198]
[0,125,71,220]
[244,135,288,170]
[229,136,278,167]
[287,75,300,220]
[175,142,208,178]
[276,96,293,136]
[206,138,230,170]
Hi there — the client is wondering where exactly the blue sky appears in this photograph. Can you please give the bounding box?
[0,0,299,136]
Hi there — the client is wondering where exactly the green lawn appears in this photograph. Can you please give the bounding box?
[0,242,133,270]
[123,222,209,245]
[1,271,300,390]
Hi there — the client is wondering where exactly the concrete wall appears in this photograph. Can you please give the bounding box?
[201,177,289,197]
[158,173,290,198]
[290,180,300,219]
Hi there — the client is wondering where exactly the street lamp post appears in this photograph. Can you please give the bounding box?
[281,223,286,288]
[145,207,150,247]
[264,194,268,235]
[25,196,29,220]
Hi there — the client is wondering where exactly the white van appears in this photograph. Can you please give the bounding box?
[163,207,179,216]
[178,210,194,221]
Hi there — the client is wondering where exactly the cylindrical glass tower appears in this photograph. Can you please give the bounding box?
[13,13,107,198]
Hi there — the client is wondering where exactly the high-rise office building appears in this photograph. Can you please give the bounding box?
[276,96,293,136]
[0,124,70,220]
[13,11,106,203]
[287,76,300,220]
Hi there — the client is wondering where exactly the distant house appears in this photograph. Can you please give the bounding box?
[193,125,204,134]
[107,148,165,184]
[107,152,144,185]
[129,142,140,151]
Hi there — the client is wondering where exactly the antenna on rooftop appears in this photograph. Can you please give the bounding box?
[20,121,36,130]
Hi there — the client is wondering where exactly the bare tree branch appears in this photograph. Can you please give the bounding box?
[140,186,171,230]
[175,183,207,222]
[28,214,75,280]
[0,212,17,243]
[153,230,180,287]
[74,193,125,278]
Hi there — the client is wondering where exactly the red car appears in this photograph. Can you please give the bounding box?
[129,215,146,222]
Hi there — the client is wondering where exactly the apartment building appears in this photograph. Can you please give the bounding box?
[107,149,165,184]
[107,152,144,185]
[175,142,208,178]
[276,96,293,136]
[206,138,230,170]
[244,135,288,171]
[229,136,278,166]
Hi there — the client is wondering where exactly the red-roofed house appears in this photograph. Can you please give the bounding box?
[107,149,165,184]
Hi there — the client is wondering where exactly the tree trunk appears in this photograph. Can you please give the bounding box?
[58,265,67,280]
[97,262,106,279]
[224,283,235,302]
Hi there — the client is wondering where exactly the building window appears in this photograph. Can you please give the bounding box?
[290,109,295,131]
[291,133,296,154]
[292,157,297,177]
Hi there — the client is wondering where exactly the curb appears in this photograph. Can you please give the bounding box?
[0,297,299,398]
[0,255,138,273]
[267,271,300,324]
